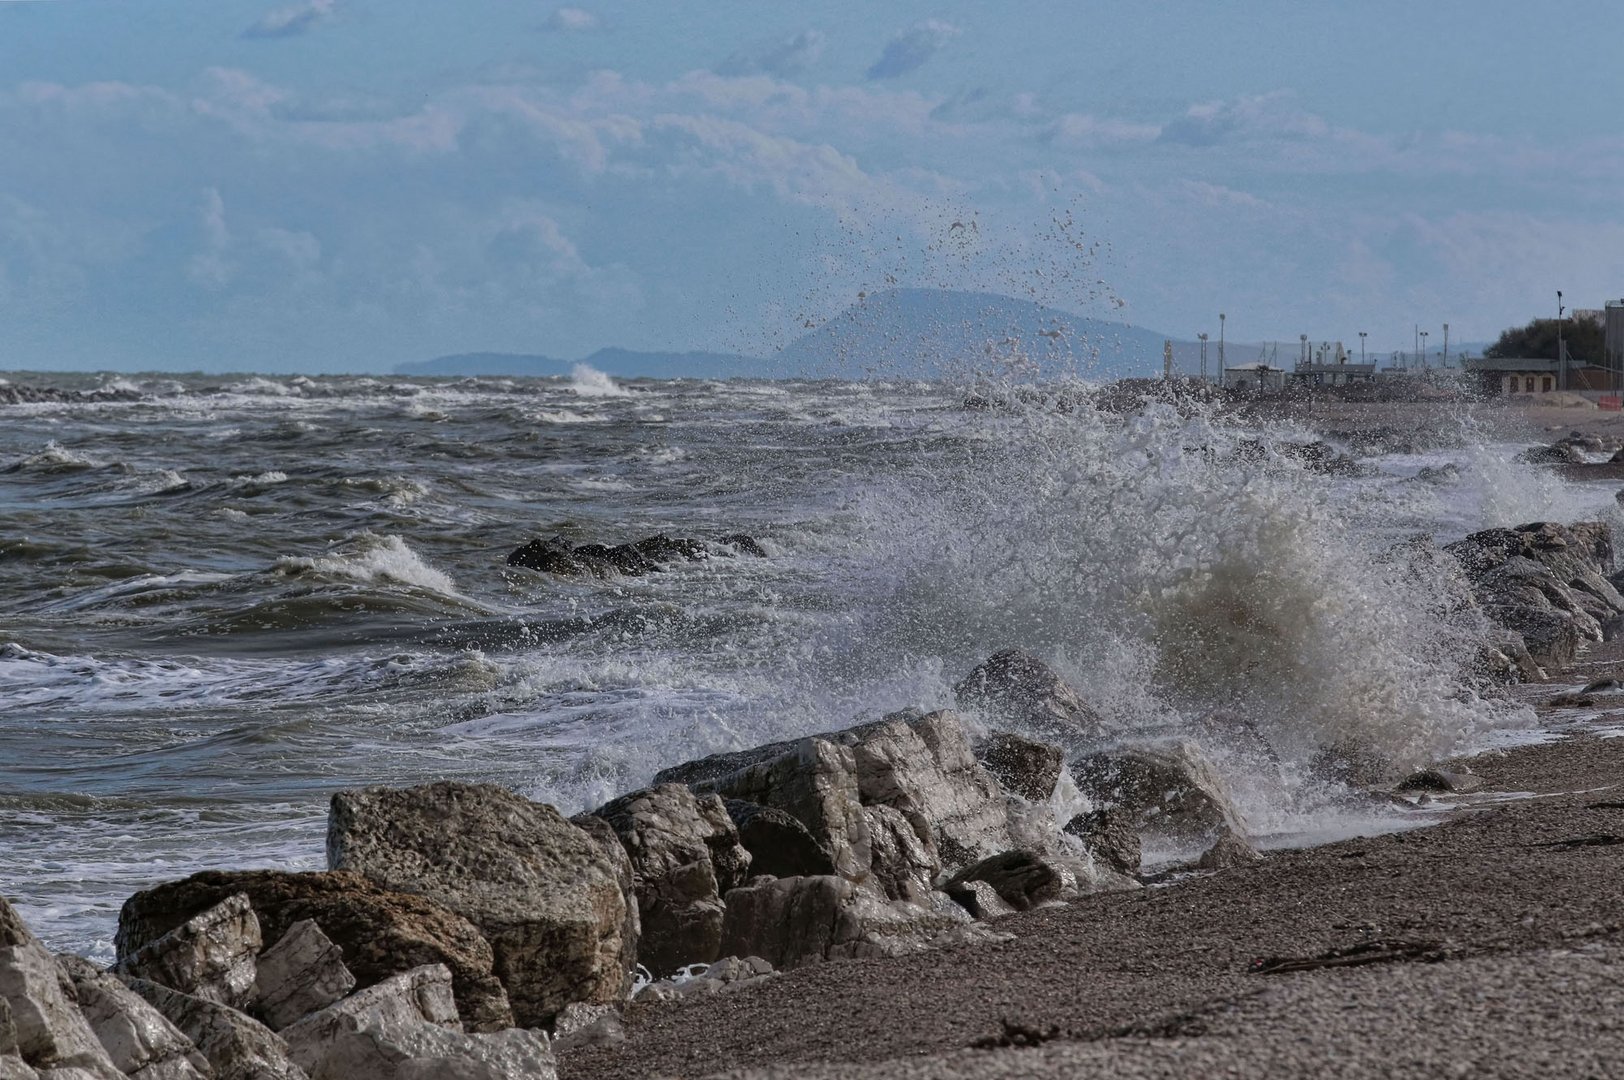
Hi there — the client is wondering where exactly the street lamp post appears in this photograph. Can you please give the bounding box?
[1557,291,1566,392]
[1359,331,1367,366]
[1198,333,1209,383]
[1218,313,1226,388]
[1441,323,1449,368]
[1420,330,1429,371]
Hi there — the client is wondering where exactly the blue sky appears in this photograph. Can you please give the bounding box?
[2,0,1622,372]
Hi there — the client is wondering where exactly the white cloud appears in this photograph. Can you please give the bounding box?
[543,7,599,32]
[187,188,234,288]
[866,20,960,80]
[716,29,825,77]
[1047,112,1160,148]
[1157,91,1330,147]
[244,0,335,40]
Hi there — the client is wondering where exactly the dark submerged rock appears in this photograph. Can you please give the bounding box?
[506,532,765,577]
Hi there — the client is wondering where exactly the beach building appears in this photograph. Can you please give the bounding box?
[1223,362,1286,392]
[1462,356,1614,397]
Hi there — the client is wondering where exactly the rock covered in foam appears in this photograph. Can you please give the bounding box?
[117,869,513,1033]
[326,781,637,1027]
[585,784,751,976]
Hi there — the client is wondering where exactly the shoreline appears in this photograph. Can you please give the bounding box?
[564,707,1624,1080]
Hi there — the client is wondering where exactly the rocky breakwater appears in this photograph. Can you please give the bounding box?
[7,651,1275,1078]
[1445,520,1624,674]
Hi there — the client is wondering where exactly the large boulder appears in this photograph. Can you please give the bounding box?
[0,898,123,1079]
[680,711,1021,898]
[252,921,356,1031]
[588,784,751,976]
[690,738,873,882]
[117,870,513,1033]
[716,877,995,970]
[1072,741,1241,838]
[1446,521,1624,668]
[123,978,307,1080]
[327,782,637,1027]
[56,955,210,1080]
[116,894,261,1009]
[1062,808,1142,877]
[953,650,1113,748]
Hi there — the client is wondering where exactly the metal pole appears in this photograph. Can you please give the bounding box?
[1359,331,1367,366]
[1420,331,1429,372]
[1557,291,1566,392]
[1218,313,1226,388]
[1441,323,1449,368]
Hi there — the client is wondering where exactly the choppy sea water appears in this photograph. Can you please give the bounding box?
[1,368,1617,961]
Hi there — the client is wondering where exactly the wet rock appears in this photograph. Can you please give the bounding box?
[1414,462,1461,484]
[56,955,210,1080]
[1447,522,1624,667]
[1547,692,1596,708]
[1072,742,1240,836]
[0,899,123,1079]
[717,876,1003,970]
[327,781,638,1026]
[943,851,1064,913]
[252,921,356,1032]
[721,800,835,879]
[117,894,261,1009]
[1396,768,1484,794]
[280,965,556,1080]
[588,784,751,976]
[117,870,513,1033]
[1472,630,1545,684]
[1063,808,1142,877]
[974,732,1063,803]
[954,650,1112,748]
[942,879,1017,921]
[1516,443,1585,466]
[123,978,306,1080]
[862,805,939,905]
[1195,830,1263,870]
[506,533,762,579]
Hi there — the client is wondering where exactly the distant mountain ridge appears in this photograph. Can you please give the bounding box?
[396,288,1189,380]
[397,347,754,379]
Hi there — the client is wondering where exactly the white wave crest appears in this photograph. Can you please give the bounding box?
[274,534,459,595]
[567,363,629,397]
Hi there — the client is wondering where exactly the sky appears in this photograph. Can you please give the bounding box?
[2,0,1623,373]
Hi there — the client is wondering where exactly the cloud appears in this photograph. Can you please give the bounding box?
[1047,112,1160,148]
[866,20,959,80]
[716,29,826,77]
[243,0,334,40]
[1157,91,1329,147]
[543,7,599,32]
[187,188,233,288]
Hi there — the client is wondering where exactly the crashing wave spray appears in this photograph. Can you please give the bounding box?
[828,385,1530,808]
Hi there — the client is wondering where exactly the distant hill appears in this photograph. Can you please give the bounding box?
[397,289,1194,381]
[396,348,756,379]
[774,288,1172,380]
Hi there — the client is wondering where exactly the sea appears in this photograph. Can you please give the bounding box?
[1,365,1617,962]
